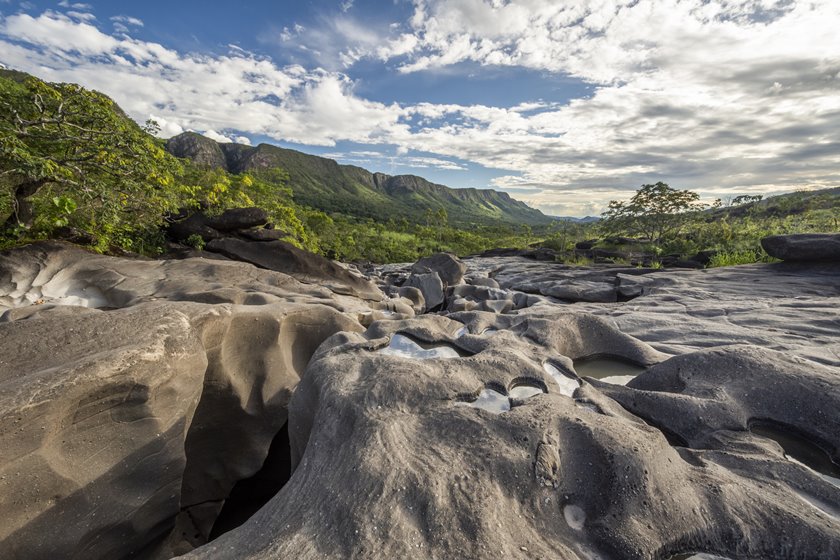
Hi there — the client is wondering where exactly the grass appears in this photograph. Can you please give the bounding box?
[707,249,775,268]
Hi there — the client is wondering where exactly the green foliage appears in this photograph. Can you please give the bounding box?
[600,182,712,244]
[707,249,769,268]
[185,234,205,251]
[0,70,184,249]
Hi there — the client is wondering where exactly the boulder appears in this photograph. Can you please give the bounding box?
[397,286,425,314]
[467,277,500,289]
[761,233,840,261]
[411,253,466,287]
[205,238,383,301]
[204,208,269,232]
[167,213,224,243]
[405,271,444,311]
[238,228,291,242]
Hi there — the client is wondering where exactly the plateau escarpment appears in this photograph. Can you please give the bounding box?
[165,131,553,226]
[1,234,839,559]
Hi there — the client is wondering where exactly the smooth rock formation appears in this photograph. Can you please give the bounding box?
[206,237,383,301]
[405,271,445,311]
[0,242,368,559]
[411,252,467,286]
[2,243,839,560]
[761,233,840,262]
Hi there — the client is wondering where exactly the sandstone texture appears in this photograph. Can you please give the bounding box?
[1,242,839,559]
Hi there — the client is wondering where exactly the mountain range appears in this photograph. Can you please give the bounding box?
[165,132,554,226]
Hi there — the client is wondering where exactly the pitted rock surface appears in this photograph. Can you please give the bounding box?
[1,244,839,560]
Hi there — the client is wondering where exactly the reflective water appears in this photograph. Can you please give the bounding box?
[459,387,511,413]
[573,358,646,385]
[379,334,464,359]
[458,382,546,414]
[751,424,840,489]
[543,363,580,397]
[509,385,545,400]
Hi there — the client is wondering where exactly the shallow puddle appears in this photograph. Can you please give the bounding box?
[751,423,840,489]
[458,382,545,414]
[458,387,510,413]
[379,333,465,359]
[509,384,545,400]
[543,363,580,397]
[573,358,646,385]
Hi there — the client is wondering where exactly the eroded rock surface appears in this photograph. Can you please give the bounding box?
[1,243,839,560]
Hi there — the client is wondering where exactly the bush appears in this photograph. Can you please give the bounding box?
[185,234,205,251]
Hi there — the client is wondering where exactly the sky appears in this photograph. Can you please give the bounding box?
[1,0,839,217]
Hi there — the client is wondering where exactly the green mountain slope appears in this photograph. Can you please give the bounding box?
[165,132,553,226]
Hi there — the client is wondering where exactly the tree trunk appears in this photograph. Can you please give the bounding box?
[3,179,49,231]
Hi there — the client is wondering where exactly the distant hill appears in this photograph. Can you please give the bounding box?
[712,187,840,219]
[552,215,600,223]
[165,132,554,226]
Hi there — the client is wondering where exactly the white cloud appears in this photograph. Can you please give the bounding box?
[58,1,92,8]
[110,15,144,27]
[0,11,404,147]
[340,0,354,13]
[2,3,840,215]
[66,11,95,21]
[201,129,233,143]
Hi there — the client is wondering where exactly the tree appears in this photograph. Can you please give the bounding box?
[600,182,709,244]
[0,72,181,240]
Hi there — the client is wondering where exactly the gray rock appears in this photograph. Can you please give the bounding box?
[206,238,383,301]
[761,233,840,261]
[405,271,444,311]
[186,311,840,560]
[238,228,291,242]
[467,276,500,288]
[397,286,425,314]
[204,207,269,232]
[411,252,466,286]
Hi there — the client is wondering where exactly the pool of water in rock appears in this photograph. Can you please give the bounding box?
[573,357,646,385]
[543,363,580,397]
[751,423,840,489]
[379,333,466,359]
[458,382,546,414]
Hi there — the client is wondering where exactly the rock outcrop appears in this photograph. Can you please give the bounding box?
[2,243,839,560]
[762,233,840,262]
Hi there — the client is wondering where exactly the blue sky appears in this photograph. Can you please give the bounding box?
[1,0,839,216]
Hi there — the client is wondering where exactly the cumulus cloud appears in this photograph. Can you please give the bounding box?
[2,3,839,215]
[368,0,840,212]
[0,11,404,147]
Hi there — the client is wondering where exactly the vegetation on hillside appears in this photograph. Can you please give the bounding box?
[597,183,840,266]
[0,70,542,261]
[1,70,836,266]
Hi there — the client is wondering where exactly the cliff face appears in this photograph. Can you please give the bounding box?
[165,132,553,226]
[165,132,227,169]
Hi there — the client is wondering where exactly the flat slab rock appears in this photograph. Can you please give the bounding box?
[0,245,839,560]
[761,233,840,262]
